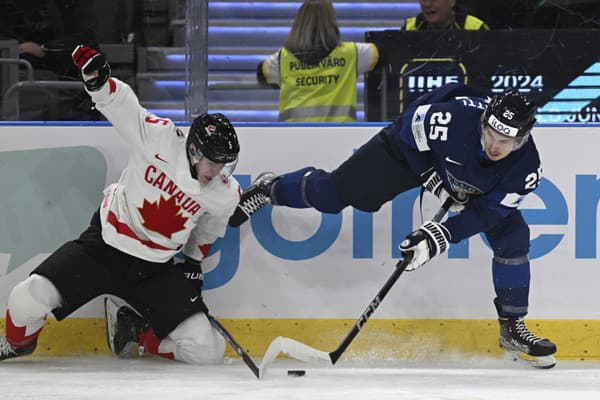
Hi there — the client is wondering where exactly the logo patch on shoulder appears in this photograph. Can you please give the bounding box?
[411,104,431,152]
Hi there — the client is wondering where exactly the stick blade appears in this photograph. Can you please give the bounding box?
[259,337,333,377]
[280,338,333,365]
[259,336,284,377]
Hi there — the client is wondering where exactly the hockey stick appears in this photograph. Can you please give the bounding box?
[207,314,261,378]
[259,197,454,372]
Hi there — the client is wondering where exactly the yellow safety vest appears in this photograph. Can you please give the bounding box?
[279,42,358,122]
[405,14,489,30]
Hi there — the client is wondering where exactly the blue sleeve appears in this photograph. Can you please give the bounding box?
[443,145,542,242]
[442,192,516,242]
[392,83,492,181]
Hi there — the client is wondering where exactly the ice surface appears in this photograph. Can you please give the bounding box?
[1,356,599,400]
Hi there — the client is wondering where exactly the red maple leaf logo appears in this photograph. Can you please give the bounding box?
[138,195,188,238]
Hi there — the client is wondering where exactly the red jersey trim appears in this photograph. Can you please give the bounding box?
[199,244,212,258]
[108,78,117,94]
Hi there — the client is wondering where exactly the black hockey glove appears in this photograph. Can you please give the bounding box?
[72,45,111,91]
[399,221,450,271]
[421,169,468,212]
[177,255,204,291]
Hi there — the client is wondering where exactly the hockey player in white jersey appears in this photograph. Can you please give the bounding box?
[0,45,241,365]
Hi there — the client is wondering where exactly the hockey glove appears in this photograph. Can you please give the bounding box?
[72,45,111,91]
[177,255,204,291]
[421,169,468,212]
[400,221,450,271]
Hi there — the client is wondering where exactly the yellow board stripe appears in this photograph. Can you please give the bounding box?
[2,318,599,360]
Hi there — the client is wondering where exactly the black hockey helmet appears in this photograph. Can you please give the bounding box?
[483,89,537,139]
[187,113,239,179]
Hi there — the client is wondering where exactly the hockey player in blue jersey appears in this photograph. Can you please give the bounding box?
[229,83,557,368]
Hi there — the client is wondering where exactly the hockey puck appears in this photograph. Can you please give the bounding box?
[287,369,306,377]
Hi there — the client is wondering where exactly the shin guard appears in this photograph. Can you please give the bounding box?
[492,256,530,318]
[274,167,347,213]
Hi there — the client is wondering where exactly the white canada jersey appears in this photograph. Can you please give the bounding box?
[87,78,241,263]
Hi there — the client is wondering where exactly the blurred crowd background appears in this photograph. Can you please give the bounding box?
[0,0,598,123]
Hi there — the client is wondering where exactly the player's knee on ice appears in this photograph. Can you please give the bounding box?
[8,274,62,326]
[167,313,225,365]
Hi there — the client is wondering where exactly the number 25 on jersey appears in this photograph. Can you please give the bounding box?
[429,111,452,141]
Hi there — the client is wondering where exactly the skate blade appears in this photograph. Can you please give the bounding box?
[503,350,556,369]
[117,342,143,359]
[104,297,120,353]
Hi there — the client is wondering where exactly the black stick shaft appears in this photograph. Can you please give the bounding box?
[329,197,454,364]
[207,314,260,378]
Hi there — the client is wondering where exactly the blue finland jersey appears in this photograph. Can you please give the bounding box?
[390,84,542,242]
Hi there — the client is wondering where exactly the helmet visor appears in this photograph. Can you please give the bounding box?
[188,144,238,179]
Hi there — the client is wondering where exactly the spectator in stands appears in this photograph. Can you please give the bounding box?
[403,0,489,30]
[0,1,98,81]
[0,0,99,120]
[257,0,379,122]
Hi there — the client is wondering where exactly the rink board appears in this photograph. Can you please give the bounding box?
[0,317,599,361]
[1,123,600,359]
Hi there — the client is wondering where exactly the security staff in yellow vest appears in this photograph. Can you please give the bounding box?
[403,0,489,30]
[257,0,379,122]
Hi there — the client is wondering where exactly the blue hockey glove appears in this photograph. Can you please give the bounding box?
[400,221,450,271]
[177,255,204,291]
[421,169,468,212]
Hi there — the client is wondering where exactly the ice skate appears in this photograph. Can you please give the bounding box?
[104,297,148,358]
[0,336,37,361]
[228,172,277,227]
[498,317,557,369]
